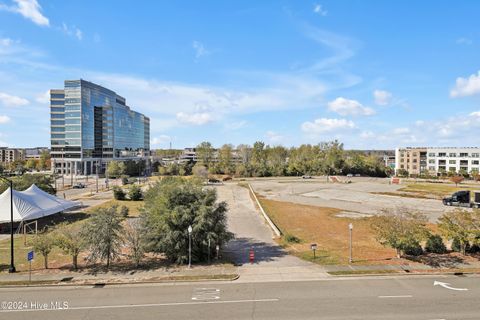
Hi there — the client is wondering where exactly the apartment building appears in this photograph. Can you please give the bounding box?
[0,148,25,163]
[395,147,480,175]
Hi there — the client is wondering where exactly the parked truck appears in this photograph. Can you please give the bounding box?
[442,190,480,208]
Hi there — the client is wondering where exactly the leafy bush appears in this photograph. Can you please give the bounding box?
[452,238,470,253]
[425,234,447,254]
[284,233,301,243]
[121,175,130,185]
[120,205,129,218]
[128,185,143,201]
[403,242,423,256]
[112,186,126,200]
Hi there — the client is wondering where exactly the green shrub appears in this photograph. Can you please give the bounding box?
[112,186,126,200]
[121,175,131,185]
[452,238,470,253]
[128,185,143,201]
[120,205,129,218]
[425,234,447,254]
[284,233,301,244]
[403,242,423,256]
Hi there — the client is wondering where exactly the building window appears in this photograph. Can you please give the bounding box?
[449,153,456,157]
[460,153,469,157]
[429,159,435,164]
[428,153,435,157]
[472,160,479,165]
[449,160,456,164]
[428,166,435,171]
[472,153,480,158]
[438,153,446,157]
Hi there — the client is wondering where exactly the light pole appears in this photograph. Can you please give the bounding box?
[0,176,16,273]
[188,225,192,268]
[349,223,353,264]
[96,162,99,193]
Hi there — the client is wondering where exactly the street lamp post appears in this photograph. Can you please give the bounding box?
[0,176,16,273]
[188,225,192,268]
[96,162,99,193]
[349,223,353,264]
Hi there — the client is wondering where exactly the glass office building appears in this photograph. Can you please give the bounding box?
[50,79,150,175]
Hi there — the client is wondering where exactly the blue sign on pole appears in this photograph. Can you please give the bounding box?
[27,251,34,261]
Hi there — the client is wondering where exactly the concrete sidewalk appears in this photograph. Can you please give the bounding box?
[0,264,238,285]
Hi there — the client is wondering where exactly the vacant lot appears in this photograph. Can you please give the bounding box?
[250,177,455,222]
[258,197,408,265]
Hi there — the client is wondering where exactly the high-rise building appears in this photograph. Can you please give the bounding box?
[50,79,150,175]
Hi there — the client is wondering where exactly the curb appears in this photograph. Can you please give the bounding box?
[0,274,240,288]
[327,270,480,277]
[248,184,281,237]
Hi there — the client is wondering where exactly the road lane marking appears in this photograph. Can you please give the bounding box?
[378,295,413,298]
[434,281,468,291]
[0,298,280,313]
[192,288,220,300]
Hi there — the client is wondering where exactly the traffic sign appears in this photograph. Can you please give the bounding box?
[27,251,34,261]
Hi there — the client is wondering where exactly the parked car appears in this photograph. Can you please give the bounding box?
[72,183,86,189]
[302,175,313,179]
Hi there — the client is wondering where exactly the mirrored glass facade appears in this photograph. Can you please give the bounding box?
[50,80,150,164]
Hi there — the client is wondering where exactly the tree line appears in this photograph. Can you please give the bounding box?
[156,140,392,178]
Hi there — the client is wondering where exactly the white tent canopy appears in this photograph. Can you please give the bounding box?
[0,184,80,223]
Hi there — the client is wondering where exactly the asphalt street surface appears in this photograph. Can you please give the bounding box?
[0,275,477,319]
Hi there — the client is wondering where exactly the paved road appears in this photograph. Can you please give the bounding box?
[217,183,329,282]
[0,275,477,319]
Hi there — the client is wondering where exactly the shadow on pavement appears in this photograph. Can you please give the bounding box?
[223,237,287,266]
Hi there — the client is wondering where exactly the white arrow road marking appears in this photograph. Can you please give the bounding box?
[434,281,468,291]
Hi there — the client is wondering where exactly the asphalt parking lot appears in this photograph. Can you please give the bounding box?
[249,177,450,222]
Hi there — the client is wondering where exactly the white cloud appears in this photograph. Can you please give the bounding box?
[0,115,11,124]
[0,0,49,26]
[313,3,327,16]
[62,23,83,40]
[373,89,392,106]
[327,97,375,116]
[35,90,49,104]
[265,131,284,144]
[360,131,375,139]
[151,135,171,146]
[176,111,215,125]
[456,37,473,45]
[192,41,209,59]
[0,92,29,107]
[226,120,247,130]
[301,118,355,134]
[450,71,480,97]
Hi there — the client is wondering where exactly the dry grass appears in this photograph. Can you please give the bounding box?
[399,183,479,199]
[258,197,406,265]
[86,199,144,217]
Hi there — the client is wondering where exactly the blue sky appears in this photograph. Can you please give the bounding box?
[0,0,479,149]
